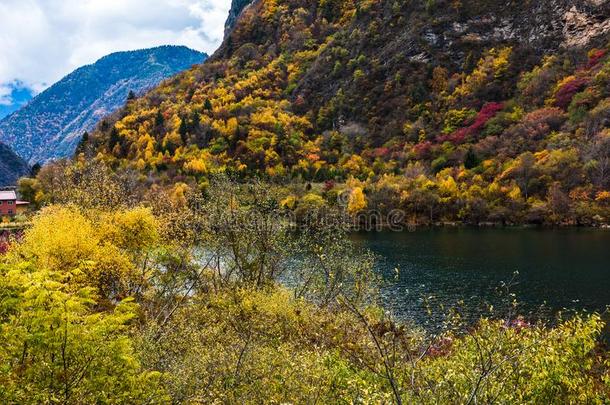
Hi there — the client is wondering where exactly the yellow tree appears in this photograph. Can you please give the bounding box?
[348,187,367,215]
[0,263,165,403]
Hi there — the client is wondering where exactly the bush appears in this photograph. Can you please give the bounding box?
[553,76,588,110]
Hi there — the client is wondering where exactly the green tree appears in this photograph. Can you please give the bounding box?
[108,127,121,151]
[30,163,42,177]
[204,99,213,111]
[464,148,479,169]
[75,131,89,156]
[154,110,165,127]
[0,263,165,404]
[178,116,189,144]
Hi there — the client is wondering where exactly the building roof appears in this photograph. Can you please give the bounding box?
[0,190,17,200]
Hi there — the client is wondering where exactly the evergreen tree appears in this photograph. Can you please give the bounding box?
[191,111,201,130]
[464,148,479,169]
[76,131,89,155]
[30,163,42,177]
[108,127,121,151]
[463,51,476,73]
[179,116,189,144]
[155,110,165,128]
[204,99,213,111]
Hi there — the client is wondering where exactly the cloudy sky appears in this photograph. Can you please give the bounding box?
[0,0,231,105]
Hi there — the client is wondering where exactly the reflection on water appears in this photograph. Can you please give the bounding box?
[351,228,610,327]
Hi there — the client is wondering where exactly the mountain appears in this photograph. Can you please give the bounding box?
[84,0,610,225]
[0,46,207,164]
[0,142,29,186]
[0,81,35,120]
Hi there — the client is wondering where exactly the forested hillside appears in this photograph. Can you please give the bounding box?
[0,142,29,186]
[0,46,206,164]
[81,0,610,226]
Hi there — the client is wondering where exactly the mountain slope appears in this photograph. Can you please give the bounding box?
[85,0,610,225]
[0,46,207,164]
[0,142,29,186]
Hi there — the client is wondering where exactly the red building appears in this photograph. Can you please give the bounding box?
[0,190,29,217]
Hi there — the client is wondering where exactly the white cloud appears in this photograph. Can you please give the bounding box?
[0,85,12,106]
[0,0,231,93]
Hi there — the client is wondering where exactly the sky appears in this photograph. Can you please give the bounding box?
[0,0,231,107]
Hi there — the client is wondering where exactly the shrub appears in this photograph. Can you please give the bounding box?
[438,102,504,144]
[553,76,588,110]
[587,48,607,68]
[0,264,164,403]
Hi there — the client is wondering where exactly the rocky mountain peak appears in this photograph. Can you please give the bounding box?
[224,0,256,36]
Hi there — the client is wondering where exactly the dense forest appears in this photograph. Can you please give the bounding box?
[59,0,610,226]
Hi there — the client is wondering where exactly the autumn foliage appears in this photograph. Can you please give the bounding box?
[35,0,610,228]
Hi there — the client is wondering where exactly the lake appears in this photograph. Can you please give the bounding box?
[352,228,610,328]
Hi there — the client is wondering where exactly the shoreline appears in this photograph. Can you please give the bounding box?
[346,220,610,232]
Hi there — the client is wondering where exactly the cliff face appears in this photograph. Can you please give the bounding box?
[224,0,256,36]
[91,0,610,156]
[563,3,610,47]
[218,0,610,59]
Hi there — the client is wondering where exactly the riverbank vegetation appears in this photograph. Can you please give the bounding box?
[2,174,610,403]
[18,155,610,228]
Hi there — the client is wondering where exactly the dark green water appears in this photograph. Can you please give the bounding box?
[352,228,610,326]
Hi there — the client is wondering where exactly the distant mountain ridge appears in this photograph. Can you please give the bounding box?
[0,142,29,186]
[0,45,207,164]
